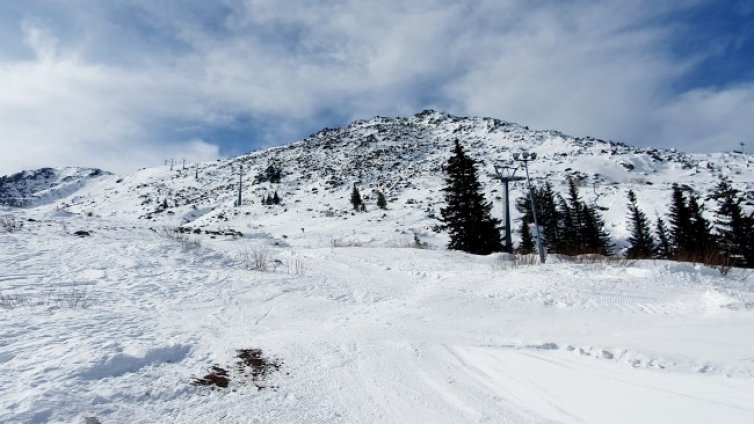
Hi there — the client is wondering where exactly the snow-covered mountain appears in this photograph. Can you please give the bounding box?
[2,110,753,247]
[0,167,109,207]
[3,111,754,424]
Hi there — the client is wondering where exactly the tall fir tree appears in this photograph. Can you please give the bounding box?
[350,184,363,211]
[668,183,692,254]
[376,192,388,210]
[560,177,612,255]
[743,216,754,267]
[687,195,715,255]
[556,194,575,253]
[517,217,535,254]
[655,216,672,259]
[625,190,655,259]
[581,203,614,255]
[539,183,565,253]
[440,140,503,255]
[565,177,585,240]
[711,176,751,265]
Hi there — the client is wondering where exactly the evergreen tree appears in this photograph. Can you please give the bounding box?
[539,183,564,253]
[668,183,692,254]
[565,177,585,239]
[439,140,503,255]
[581,203,613,255]
[350,184,363,211]
[712,177,749,265]
[516,178,612,255]
[687,195,716,256]
[273,191,281,205]
[556,194,575,253]
[626,190,655,259]
[655,216,672,259]
[517,217,535,254]
[376,192,387,210]
[559,177,612,255]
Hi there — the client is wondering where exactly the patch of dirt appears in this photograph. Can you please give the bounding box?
[236,348,282,389]
[192,348,282,390]
[192,365,230,388]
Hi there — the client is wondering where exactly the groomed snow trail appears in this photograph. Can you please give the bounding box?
[2,214,754,423]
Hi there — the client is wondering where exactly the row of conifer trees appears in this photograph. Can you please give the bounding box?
[624,179,754,267]
[515,178,612,256]
[439,140,754,267]
[514,177,754,267]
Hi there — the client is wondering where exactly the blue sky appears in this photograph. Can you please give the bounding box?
[1,0,753,174]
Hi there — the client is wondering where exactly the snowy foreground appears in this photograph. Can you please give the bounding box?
[2,213,754,423]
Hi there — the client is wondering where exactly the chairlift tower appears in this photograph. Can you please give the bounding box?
[233,165,244,207]
[493,163,525,253]
[513,151,546,264]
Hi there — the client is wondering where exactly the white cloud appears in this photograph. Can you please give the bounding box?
[0,22,222,174]
[656,84,754,152]
[0,0,753,175]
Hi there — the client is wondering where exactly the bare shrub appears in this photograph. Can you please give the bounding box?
[288,257,305,276]
[671,249,734,275]
[553,254,636,267]
[330,238,365,248]
[0,216,19,233]
[514,254,540,266]
[241,246,270,271]
[48,284,96,308]
[0,292,31,308]
[410,233,429,249]
[493,253,538,270]
[154,226,202,249]
[0,284,95,309]
[154,225,188,242]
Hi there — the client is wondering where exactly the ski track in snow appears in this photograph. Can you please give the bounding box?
[2,215,754,423]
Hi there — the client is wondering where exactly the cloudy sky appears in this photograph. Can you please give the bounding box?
[1,0,752,175]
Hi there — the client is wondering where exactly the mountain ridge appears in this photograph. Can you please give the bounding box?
[2,110,752,249]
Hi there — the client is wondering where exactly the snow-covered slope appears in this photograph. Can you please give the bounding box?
[2,112,754,423]
[1,214,753,423]
[0,167,110,207]
[2,111,753,249]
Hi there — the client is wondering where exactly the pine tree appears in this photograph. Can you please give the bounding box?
[539,183,564,253]
[712,176,749,265]
[556,194,575,253]
[376,192,387,210]
[742,215,754,267]
[581,203,613,255]
[558,177,612,255]
[668,183,692,254]
[687,195,715,256]
[565,177,585,242]
[655,216,672,259]
[440,140,503,255]
[350,184,363,211]
[626,190,655,259]
[517,217,535,254]
[273,191,281,205]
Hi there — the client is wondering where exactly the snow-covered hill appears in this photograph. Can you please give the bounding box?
[2,110,753,249]
[1,214,753,423]
[2,112,754,423]
[0,167,109,207]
